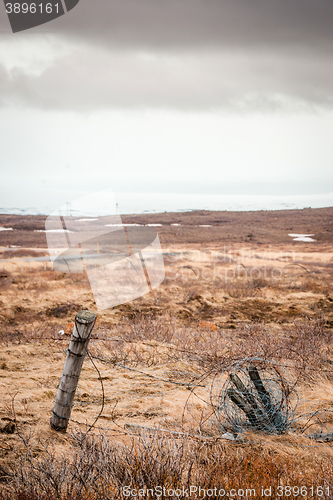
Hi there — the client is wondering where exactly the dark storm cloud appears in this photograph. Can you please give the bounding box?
[0,0,333,110]
[31,0,333,51]
[20,0,333,51]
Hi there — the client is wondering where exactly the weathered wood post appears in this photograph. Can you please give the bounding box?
[248,364,284,432]
[229,372,272,431]
[227,388,259,427]
[50,310,96,432]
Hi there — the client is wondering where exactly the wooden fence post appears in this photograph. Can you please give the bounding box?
[50,310,96,432]
[229,372,272,431]
[248,364,284,432]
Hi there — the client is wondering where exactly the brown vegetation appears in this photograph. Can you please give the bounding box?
[1,209,333,498]
[1,431,333,499]
[1,206,333,248]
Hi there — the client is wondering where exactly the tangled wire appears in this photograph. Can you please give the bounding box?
[210,357,299,435]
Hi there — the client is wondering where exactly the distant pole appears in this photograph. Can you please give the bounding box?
[50,310,96,432]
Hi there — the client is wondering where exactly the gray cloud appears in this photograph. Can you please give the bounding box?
[1,46,333,111]
[12,0,332,52]
[0,0,333,111]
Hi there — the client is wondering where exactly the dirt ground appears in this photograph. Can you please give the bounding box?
[1,206,333,247]
[1,208,333,485]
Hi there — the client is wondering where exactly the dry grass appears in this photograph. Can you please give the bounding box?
[99,314,333,376]
[1,234,333,497]
[1,250,49,259]
[0,271,15,290]
[1,430,333,500]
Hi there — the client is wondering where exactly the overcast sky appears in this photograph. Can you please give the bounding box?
[1,0,333,210]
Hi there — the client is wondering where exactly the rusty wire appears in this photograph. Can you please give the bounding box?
[209,356,299,435]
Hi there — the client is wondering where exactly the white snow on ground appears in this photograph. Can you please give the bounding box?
[104,224,142,227]
[76,218,99,222]
[35,229,74,233]
[289,233,316,242]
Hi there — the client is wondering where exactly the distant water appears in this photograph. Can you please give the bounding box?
[115,192,333,215]
[0,191,333,216]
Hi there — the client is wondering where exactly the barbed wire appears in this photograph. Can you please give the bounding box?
[3,328,333,441]
[88,352,206,388]
[208,356,299,435]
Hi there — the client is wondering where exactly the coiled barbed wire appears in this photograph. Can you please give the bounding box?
[210,357,299,435]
